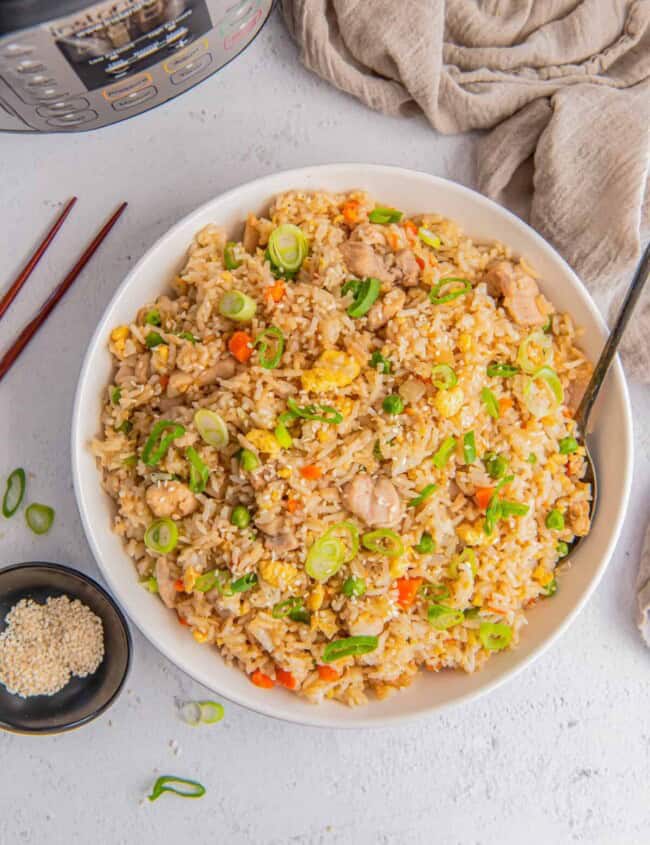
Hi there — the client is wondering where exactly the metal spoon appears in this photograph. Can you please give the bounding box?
[566,242,650,558]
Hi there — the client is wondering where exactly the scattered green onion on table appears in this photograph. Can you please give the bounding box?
[180,699,225,727]
[25,502,54,535]
[2,467,25,518]
[148,775,206,802]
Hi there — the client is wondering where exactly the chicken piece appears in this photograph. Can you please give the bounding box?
[155,557,177,609]
[367,288,406,332]
[196,358,237,385]
[350,223,388,248]
[167,371,194,398]
[484,260,552,326]
[347,597,391,637]
[114,362,135,386]
[146,481,198,520]
[568,500,590,537]
[565,373,590,413]
[339,240,392,283]
[343,474,402,527]
[243,214,259,254]
[255,513,300,553]
[393,249,420,287]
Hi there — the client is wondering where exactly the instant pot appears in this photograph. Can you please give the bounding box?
[0,0,272,131]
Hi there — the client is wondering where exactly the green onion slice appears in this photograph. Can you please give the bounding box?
[431,363,457,390]
[305,534,345,582]
[523,366,563,418]
[148,775,206,802]
[145,331,166,348]
[433,436,457,469]
[429,277,472,305]
[500,500,530,517]
[418,227,441,248]
[484,451,508,480]
[487,361,520,378]
[408,483,437,508]
[463,431,476,464]
[322,635,379,663]
[25,502,54,535]
[272,597,304,619]
[224,241,242,270]
[145,308,161,326]
[111,387,121,405]
[142,420,185,466]
[268,224,308,272]
[144,518,178,554]
[2,468,25,518]
[238,449,260,472]
[559,436,579,454]
[255,326,284,369]
[186,447,209,494]
[480,387,500,419]
[181,700,225,726]
[142,576,158,593]
[449,547,478,578]
[194,409,229,449]
[479,622,512,651]
[418,583,450,602]
[342,277,381,318]
[517,330,552,374]
[413,532,435,554]
[342,576,366,598]
[427,604,464,630]
[230,573,258,593]
[178,331,198,344]
[361,529,404,558]
[368,206,402,224]
[324,521,360,562]
[274,418,293,449]
[286,398,343,425]
[546,509,565,531]
[193,570,220,593]
[369,351,392,374]
[116,420,133,435]
[483,494,502,537]
[218,290,257,322]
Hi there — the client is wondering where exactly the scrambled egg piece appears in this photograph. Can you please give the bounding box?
[533,564,554,587]
[183,566,199,592]
[246,429,281,456]
[434,385,465,418]
[301,350,360,393]
[259,560,299,589]
[110,325,129,355]
[307,583,325,611]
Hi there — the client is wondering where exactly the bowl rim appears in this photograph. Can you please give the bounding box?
[71,163,633,728]
[0,560,133,735]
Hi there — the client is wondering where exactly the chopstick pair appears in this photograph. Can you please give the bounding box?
[0,199,128,384]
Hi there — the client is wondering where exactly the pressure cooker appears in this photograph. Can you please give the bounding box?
[0,0,272,132]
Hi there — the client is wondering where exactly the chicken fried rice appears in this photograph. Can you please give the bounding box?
[92,189,593,707]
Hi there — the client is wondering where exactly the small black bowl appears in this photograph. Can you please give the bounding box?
[0,562,132,735]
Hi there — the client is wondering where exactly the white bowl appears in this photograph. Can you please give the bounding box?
[72,164,633,728]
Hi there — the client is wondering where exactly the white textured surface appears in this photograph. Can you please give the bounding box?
[0,12,649,844]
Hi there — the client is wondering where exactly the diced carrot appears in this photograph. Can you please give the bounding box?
[265,280,285,303]
[396,577,423,609]
[498,396,513,414]
[415,255,425,271]
[300,464,322,480]
[286,498,301,514]
[475,486,495,511]
[275,667,297,690]
[317,665,340,681]
[178,616,190,627]
[250,670,274,689]
[342,200,360,225]
[159,374,169,390]
[228,331,253,363]
[403,220,418,237]
[486,605,508,617]
[174,578,185,592]
[387,231,401,251]
[563,407,573,418]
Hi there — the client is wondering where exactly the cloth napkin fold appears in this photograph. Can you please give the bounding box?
[282,0,650,378]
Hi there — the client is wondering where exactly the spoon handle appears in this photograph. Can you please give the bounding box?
[575,242,650,432]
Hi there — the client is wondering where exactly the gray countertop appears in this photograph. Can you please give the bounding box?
[1,12,649,845]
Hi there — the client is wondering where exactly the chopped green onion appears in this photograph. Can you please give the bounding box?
[368,206,402,224]
[373,439,384,462]
[238,449,260,472]
[342,576,366,598]
[419,583,450,602]
[431,363,457,390]
[268,224,308,272]
[144,518,178,554]
[272,597,305,619]
[230,505,251,528]
[429,277,472,305]
[495,474,514,494]
[324,521,359,562]
[322,635,378,663]
[523,366,563,418]
[556,541,569,558]
[286,398,343,425]
[148,775,206,802]
[123,455,137,467]
[449,548,478,579]
[463,431,476,464]
[111,387,121,405]
[480,387,499,419]
[186,447,209,494]
[2,468,25,518]
[527,452,537,464]
[433,436,457,469]
[145,308,161,326]
[484,452,509,480]
[546,509,565,531]
[413,532,435,554]
[25,502,54,535]
[255,326,284,369]
[484,494,501,537]
[427,604,464,629]
[194,409,229,449]
[418,227,441,248]
[145,331,166,348]
[193,570,225,593]
[142,420,185,466]
[343,276,381,318]
[198,700,224,724]
[178,331,198,343]
[382,394,404,415]
[361,529,404,558]
[142,576,158,593]
[499,500,530,517]
[369,351,392,374]
[479,622,512,651]
[559,436,579,454]
[517,330,552,374]
[306,534,345,582]
[218,290,257,322]
[408,483,437,508]
[464,607,480,619]
[274,418,293,449]
[116,420,133,434]
[487,361,519,378]
[230,572,258,593]
[543,578,558,597]
[224,241,242,270]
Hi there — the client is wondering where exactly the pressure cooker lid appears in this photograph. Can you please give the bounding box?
[0,1,99,35]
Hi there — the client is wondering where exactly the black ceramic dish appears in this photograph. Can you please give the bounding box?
[0,562,131,734]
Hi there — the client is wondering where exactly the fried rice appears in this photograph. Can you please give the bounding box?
[92,189,593,707]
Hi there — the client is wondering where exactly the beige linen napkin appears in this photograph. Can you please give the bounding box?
[282,0,650,377]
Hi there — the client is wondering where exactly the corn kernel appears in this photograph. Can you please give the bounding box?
[277,466,292,479]
[307,584,325,611]
[533,564,553,587]
[316,429,332,443]
[458,332,473,352]
[192,629,209,644]
[472,594,484,607]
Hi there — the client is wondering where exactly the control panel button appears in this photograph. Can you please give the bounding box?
[102,72,153,102]
[2,43,34,58]
[170,53,212,86]
[15,60,46,74]
[46,109,98,128]
[163,39,209,74]
[111,85,157,111]
[36,97,90,118]
[25,75,56,89]
[35,86,68,101]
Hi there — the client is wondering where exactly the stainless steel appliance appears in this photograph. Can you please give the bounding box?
[0,0,272,132]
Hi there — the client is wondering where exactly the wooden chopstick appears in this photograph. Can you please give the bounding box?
[0,197,77,322]
[0,202,128,385]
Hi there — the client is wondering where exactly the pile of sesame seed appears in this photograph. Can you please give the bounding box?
[0,595,104,698]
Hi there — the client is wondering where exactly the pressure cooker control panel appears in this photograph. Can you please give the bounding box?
[0,0,272,132]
